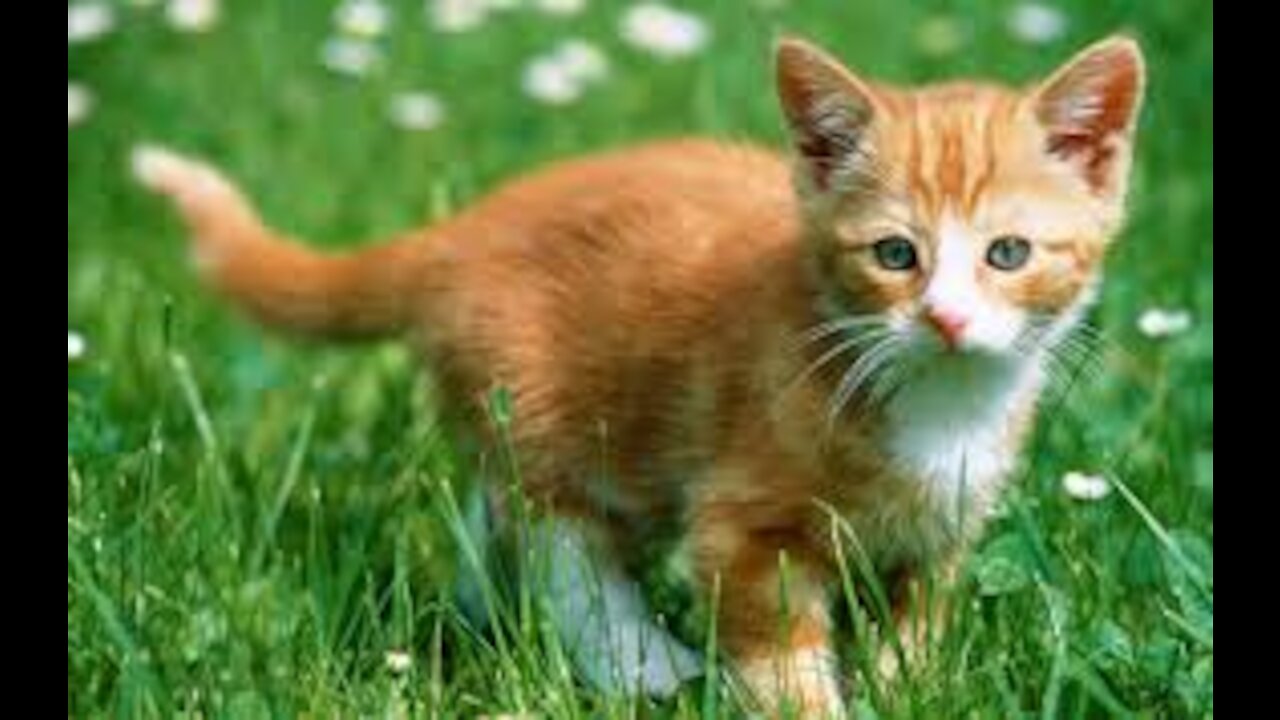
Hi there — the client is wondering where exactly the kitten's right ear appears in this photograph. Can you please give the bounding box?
[775,37,883,195]
[1030,35,1146,198]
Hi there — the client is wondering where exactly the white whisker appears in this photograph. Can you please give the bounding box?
[788,314,887,351]
[825,335,902,431]
[773,326,891,411]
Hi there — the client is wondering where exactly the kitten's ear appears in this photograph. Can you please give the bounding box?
[776,37,883,195]
[1031,35,1146,197]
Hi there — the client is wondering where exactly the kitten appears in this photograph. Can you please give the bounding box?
[134,34,1144,717]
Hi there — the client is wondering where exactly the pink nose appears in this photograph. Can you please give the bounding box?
[924,308,969,348]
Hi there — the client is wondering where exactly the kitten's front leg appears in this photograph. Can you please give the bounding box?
[876,557,960,683]
[690,509,844,718]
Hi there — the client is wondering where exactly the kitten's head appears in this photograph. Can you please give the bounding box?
[777,36,1144,381]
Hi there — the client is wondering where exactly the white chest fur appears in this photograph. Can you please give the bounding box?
[877,354,1041,550]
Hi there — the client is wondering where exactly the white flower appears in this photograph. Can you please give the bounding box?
[522,55,582,105]
[335,0,389,39]
[166,0,220,33]
[430,0,490,33]
[384,649,413,674]
[388,92,446,131]
[533,0,585,16]
[520,40,609,106]
[1137,307,1192,338]
[69,332,87,362]
[320,37,382,77]
[68,3,116,44]
[1007,3,1067,45]
[1062,471,1110,501]
[553,39,609,84]
[620,3,708,59]
[68,84,94,127]
[915,15,966,57]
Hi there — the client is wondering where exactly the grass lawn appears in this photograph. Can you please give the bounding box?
[68,1,1212,717]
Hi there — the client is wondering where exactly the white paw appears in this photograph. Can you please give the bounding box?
[738,649,845,718]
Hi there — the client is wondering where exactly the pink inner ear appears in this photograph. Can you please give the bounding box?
[1046,130,1118,191]
[1041,76,1138,141]
[1036,40,1142,192]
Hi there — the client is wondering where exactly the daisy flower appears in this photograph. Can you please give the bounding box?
[321,37,382,77]
[1062,471,1110,501]
[335,0,390,39]
[68,3,116,44]
[166,0,220,33]
[384,649,413,674]
[68,84,94,127]
[1137,307,1192,338]
[553,39,609,84]
[430,0,490,33]
[521,39,609,106]
[1007,3,1067,45]
[522,55,582,105]
[388,92,447,131]
[620,3,708,59]
[69,331,88,362]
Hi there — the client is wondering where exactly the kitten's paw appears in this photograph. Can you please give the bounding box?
[738,649,845,718]
[876,615,938,685]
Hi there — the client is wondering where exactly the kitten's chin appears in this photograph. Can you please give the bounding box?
[914,334,1007,363]
[906,340,1028,382]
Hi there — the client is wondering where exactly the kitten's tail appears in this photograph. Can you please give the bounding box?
[132,144,426,340]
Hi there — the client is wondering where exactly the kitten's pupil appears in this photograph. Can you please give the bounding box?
[872,236,918,271]
[986,236,1032,271]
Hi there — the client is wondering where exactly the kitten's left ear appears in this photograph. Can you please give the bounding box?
[776,37,885,196]
[1031,35,1146,197]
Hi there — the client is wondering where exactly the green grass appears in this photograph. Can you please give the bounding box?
[68,1,1213,717]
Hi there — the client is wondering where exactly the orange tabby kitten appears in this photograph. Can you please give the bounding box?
[134,35,1144,716]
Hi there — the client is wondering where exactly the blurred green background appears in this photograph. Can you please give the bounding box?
[68,1,1212,717]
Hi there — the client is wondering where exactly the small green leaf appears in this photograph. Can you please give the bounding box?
[1090,619,1135,671]
[1137,633,1182,679]
[973,534,1035,596]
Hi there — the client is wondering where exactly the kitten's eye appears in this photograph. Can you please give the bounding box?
[986,236,1032,271]
[871,236,918,271]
